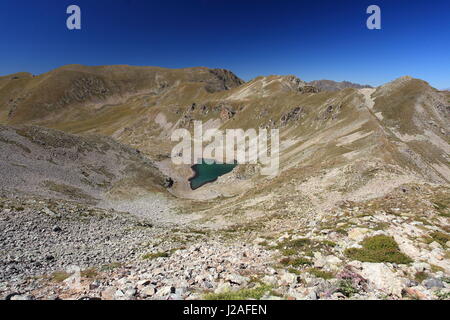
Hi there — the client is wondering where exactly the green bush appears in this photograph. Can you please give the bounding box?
[344,235,412,264]
[338,280,359,297]
[307,268,334,280]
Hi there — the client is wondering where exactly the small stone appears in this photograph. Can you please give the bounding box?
[261,275,278,286]
[114,290,125,299]
[214,282,231,294]
[402,287,428,300]
[42,207,56,216]
[307,291,317,300]
[52,225,62,232]
[423,278,444,289]
[89,279,101,289]
[405,280,419,287]
[226,274,249,285]
[125,288,137,298]
[412,262,430,273]
[141,285,156,297]
[429,241,442,250]
[264,295,283,300]
[78,296,101,301]
[101,287,117,300]
[66,265,81,274]
[347,260,363,269]
[10,294,34,300]
[280,272,298,285]
[326,256,342,266]
[156,286,172,297]
[137,279,151,287]
[45,255,55,261]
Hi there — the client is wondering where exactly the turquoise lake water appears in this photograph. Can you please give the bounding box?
[189,159,237,190]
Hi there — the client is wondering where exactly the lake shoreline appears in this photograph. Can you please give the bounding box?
[188,159,237,190]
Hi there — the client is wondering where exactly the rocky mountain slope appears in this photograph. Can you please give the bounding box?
[0,65,449,300]
[309,80,373,92]
[0,125,171,206]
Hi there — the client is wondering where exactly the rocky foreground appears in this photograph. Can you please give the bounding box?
[1,183,449,300]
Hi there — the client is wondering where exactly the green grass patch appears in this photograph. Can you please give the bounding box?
[335,228,349,236]
[280,257,312,267]
[275,237,335,257]
[281,248,297,256]
[429,231,450,247]
[430,264,445,273]
[81,268,98,278]
[203,284,274,300]
[344,235,412,264]
[49,271,70,282]
[320,240,337,247]
[414,272,429,283]
[433,200,450,217]
[307,268,334,280]
[285,238,312,248]
[287,268,302,275]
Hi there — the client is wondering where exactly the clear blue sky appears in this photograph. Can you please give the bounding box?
[0,0,449,88]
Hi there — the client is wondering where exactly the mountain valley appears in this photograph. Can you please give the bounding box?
[0,65,449,300]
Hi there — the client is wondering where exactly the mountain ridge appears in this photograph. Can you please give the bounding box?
[308,79,373,92]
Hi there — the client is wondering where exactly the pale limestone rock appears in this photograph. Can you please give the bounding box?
[226,274,249,285]
[101,287,117,300]
[156,286,172,297]
[141,285,156,297]
[348,227,371,241]
[429,241,442,249]
[261,275,278,286]
[360,263,403,297]
[397,241,421,259]
[280,272,298,285]
[412,262,430,272]
[348,260,363,269]
[314,254,341,269]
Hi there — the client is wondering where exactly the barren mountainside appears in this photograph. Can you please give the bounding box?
[308,79,373,92]
[0,125,171,204]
